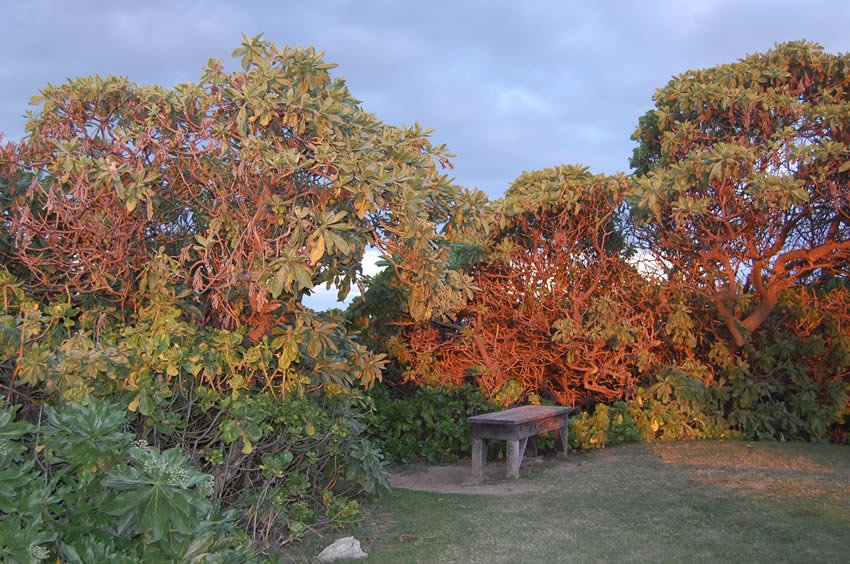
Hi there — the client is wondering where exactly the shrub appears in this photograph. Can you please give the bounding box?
[366,384,496,464]
[0,398,253,563]
[4,36,473,330]
[631,41,850,347]
[0,34,471,551]
[0,271,388,551]
[393,167,662,406]
[570,370,738,450]
[722,287,850,441]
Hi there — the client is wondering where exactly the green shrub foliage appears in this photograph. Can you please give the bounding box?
[365,384,497,464]
[0,271,388,550]
[0,398,254,563]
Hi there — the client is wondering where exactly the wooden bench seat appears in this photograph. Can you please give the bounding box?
[468,405,572,479]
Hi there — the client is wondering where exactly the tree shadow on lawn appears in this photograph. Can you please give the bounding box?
[282,441,850,563]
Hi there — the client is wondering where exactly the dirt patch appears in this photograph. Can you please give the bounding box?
[650,441,850,500]
[388,456,552,495]
[652,441,837,474]
[688,469,850,499]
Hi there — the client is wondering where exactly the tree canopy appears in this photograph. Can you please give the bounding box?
[2,34,476,339]
[631,40,850,346]
[396,166,660,405]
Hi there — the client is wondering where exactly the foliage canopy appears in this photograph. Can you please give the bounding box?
[392,166,661,405]
[1,34,850,560]
[631,40,850,346]
[4,34,475,339]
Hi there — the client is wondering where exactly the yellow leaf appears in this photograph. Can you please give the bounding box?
[34,444,45,453]
[241,438,253,455]
[309,234,325,264]
[305,422,316,436]
[355,198,370,219]
[128,397,140,412]
[651,419,660,432]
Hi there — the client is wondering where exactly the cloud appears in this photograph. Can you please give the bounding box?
[496,87,553,116]
[3,0,849,199]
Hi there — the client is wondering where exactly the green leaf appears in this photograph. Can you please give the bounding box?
[294,266,313,291]
[139,395,155,417]
[219,420,240,444]
[267,275,284,298]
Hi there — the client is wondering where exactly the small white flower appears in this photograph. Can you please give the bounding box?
[28,544,49,562]
[198,475,215,497]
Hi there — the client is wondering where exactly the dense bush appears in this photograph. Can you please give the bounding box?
[359,41,850,448]
[631,41,850,347]
[3,36,474,329]
[1,32,849,559]
[0,271,388,551]
[570,372,738,450]
[0,398,253,562]
[723,287,850,440]
[366,384,496,464]
[385,167,663,406]
[570,286,850,449]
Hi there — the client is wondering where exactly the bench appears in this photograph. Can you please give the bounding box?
[468,405,572,479]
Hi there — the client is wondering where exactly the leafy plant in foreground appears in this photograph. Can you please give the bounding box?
[0,398,254,563]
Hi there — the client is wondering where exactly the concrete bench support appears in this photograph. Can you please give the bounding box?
[468,405,572,480]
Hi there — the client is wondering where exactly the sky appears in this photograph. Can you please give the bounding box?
[2,0,848,309]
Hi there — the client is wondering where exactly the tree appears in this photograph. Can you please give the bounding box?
[3,34,473,338]
[631,41,850,347]
[399,166,662,406]
[0,37,478,548]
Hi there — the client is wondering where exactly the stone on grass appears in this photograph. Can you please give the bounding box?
[316,536,368,562]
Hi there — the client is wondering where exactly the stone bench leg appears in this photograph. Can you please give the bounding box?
[506,437,528,479]
[555,423,569,459]
[471,438,487,479]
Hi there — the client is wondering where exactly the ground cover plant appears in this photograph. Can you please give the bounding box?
[0,398,253,562]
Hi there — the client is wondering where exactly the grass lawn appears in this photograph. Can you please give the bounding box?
[286,441,850,562]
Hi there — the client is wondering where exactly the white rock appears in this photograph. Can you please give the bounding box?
[316,536,368,562]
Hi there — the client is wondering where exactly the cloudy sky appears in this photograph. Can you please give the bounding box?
[2,0,848,308]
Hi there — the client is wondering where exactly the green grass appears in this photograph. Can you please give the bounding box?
[284,441,850,563]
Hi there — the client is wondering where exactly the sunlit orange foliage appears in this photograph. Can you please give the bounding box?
[400,167,663,406]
